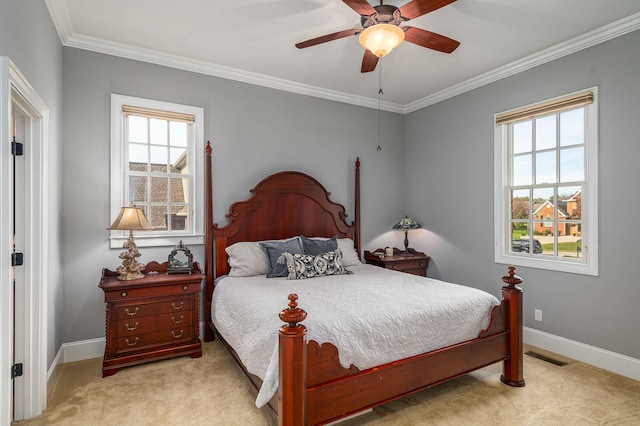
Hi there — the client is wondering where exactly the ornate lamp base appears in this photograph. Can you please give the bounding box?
[116,231,146,280]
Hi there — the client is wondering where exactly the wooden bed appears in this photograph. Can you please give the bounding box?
[203,143,525,425]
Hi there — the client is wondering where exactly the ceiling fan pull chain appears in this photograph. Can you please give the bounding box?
[377,60,383,152]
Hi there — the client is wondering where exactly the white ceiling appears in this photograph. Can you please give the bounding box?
[45,0,640,113]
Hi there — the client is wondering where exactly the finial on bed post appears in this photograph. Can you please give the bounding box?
[502,265,523,289]
[278,294,308,425]
[279,294,307,328]
[500,266,525,387]
[206,141,212,155]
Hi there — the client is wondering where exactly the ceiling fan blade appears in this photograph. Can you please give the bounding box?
[295,29,359,49]
[361,49,379,73]
[399,0,457,20]
[403,26,460,53]
[343,0,377,16]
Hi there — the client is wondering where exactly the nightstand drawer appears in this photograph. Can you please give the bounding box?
[386,260,428,271]
[115,326,194,353]
[114,297,193,320]
[104,282,200,302]
[117,311,194,336]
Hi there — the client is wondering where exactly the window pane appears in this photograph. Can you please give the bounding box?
[149,118,168,145]
[170,122,187,147]
[170,206,188,231]
[170,177,189,204]
[151,176,168,203]
[150,146,168,169]
[533,187,554,220]
[513,154,531,186]
[128,116,147,143]
[170,147,187,168]
[560,108,584,147]
[513,121,532,154]
[560,147,584,182]
[538,236,554,256]
[128,144,148,172]
[511,189,530,219]
[536,151,556,184]
[510,222,530,253]
[129,176,147,203]
[559,185,582,220]
[536,115,556,150]
[151,205,168,230]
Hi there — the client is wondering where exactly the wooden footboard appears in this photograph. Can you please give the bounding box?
[278,267,524,426]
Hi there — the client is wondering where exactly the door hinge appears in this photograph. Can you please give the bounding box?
[11,363,23,379]
[11,252,24,267]
[11,140,24,156]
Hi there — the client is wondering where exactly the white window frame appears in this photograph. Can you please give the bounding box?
[494,87,598,276]
[110,94,204,248]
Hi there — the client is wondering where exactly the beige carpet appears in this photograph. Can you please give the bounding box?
[18,341,640,425]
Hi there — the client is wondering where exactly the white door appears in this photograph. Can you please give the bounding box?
[0,57,48,423]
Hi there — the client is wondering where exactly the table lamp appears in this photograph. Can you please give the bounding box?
[108,203,152,280]
[392,215,422,255]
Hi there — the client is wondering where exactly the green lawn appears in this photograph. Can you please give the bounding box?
[542,242,580,251]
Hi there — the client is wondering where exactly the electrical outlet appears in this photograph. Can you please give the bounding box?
[534,309,542,322]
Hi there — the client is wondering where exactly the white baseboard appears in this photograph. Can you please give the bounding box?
[48,325,639,383]
[524,327,640,381]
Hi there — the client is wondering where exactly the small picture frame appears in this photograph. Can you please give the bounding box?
[168,240,193,274]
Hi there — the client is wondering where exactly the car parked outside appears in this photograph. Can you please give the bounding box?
[512,239,543,254]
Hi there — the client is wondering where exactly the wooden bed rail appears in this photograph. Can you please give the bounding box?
[277,266,524,426]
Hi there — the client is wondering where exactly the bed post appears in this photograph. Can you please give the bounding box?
[278,294,308,426]
[204,142,215,342]
[500,266,525,387]
[354,157,361,258]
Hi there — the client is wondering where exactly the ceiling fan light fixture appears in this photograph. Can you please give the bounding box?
[359,24,405,58]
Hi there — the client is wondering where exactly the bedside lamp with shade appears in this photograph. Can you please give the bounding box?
[108,203,152,280]
[392,215,422,255]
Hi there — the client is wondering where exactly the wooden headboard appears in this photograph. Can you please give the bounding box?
[203,143,361,340]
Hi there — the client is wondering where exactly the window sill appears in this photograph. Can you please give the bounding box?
[109,234,204,249]
[495,252,598,276]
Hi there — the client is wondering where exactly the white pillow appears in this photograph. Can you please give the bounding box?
[337,238,362,267]
[225,242,270,277]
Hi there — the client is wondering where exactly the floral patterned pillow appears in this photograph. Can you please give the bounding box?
[282,249,351,280]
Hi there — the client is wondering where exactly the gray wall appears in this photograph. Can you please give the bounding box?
[61,48,405,343]
[404,30,640,359]
[0,0,64,368]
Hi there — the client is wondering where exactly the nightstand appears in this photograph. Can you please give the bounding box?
[99,261,203,377]
[364,247,430,277]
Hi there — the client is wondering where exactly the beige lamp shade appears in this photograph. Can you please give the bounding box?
[109,205,152,231]
[359,24,405,58]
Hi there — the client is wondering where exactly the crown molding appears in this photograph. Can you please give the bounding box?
[46,0,639,115]
[44,0,74,44]
[404,12,640,113]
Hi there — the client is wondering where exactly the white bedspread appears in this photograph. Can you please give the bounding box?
[211,264,500,407]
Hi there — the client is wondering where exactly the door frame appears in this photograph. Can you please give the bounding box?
[0,57,49,422]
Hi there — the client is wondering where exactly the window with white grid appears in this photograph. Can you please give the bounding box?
[494,88,598,275]
[110,94,204,248]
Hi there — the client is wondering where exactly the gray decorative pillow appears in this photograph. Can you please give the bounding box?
[300,235,338,256]
[282,249,351,280]
[259,238,303,278]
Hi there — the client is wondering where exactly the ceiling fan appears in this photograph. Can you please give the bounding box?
[295,0,460,73]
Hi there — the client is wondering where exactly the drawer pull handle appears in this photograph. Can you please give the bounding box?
[171,330,184,339]
[125,322,139,331]
[125,337,139,347]
[172,301,185,311]
[392,265,397,269]
[121,291,128,298]
[172,315,184,324]
[125,307,139,317]
[182,285,188,291]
